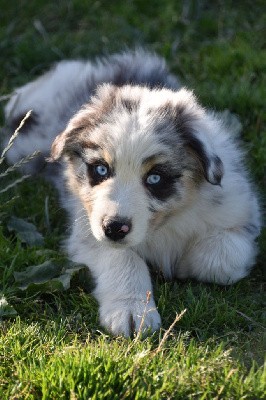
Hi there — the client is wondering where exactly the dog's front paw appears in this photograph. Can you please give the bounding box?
[99,298,161,337]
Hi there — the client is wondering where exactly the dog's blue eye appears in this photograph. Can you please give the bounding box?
[87,162,111,186]
[96,165,108,176]
[146,174,161,185]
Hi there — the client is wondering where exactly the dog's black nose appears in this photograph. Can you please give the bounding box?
[102,218,132,241]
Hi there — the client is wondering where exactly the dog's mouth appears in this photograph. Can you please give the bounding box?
[104,237,130,248]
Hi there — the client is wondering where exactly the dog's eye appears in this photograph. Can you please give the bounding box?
[144,165,181,201]
[95,164,109,177]
[146,174,161,185]
[86,162,111,186]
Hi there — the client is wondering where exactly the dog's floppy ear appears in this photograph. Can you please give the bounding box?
[174,89,224,186]
[49,83,118,162]
[50,129,70,161]
[49,124,89,161]
[182,129,224,186]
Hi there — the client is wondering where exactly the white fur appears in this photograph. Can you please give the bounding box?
[3,50,261,336]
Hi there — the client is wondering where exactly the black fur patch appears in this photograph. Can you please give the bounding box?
[173,105,224,185]
[180,130,224,186]
[87,160,113,187]
[144,164,181,201]
[111,63,172,89]
[178,123,224,185]
[173,104,195,136]
[211,155,224,186]
[103,51,179,90]
[184,132,210,177]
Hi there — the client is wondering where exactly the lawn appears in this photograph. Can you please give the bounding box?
[0,1,265,399]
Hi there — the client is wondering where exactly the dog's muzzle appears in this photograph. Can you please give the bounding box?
[102,217,132,242]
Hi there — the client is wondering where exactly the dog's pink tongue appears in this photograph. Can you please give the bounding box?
[120,225,130,233]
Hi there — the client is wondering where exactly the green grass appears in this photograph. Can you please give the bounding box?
[0,1,265,399]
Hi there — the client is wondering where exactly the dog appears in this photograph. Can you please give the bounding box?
[3,49,261,336]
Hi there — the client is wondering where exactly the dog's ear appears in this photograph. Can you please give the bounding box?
[173,89,224,186]
[49,124,90,161]
[182,129,224,186]
[49,83,118,162]
[50,129,69,161]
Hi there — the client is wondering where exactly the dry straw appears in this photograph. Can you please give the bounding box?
[0,110,40,194]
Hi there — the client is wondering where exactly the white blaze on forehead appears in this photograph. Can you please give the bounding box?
[102,113,170,175]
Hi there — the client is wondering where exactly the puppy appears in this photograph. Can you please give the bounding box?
[3,49,261,336]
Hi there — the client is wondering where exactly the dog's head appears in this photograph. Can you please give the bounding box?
[50,84,223,247]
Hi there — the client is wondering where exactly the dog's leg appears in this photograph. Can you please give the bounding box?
[93,248,161,336]
[178,230,257,285]
[68,234,161,336]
